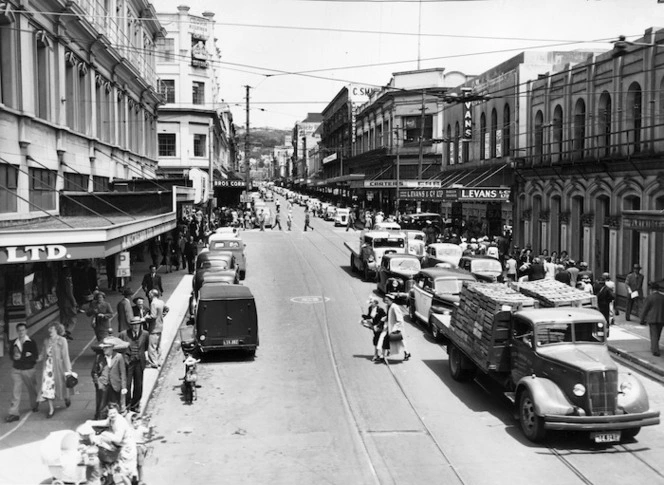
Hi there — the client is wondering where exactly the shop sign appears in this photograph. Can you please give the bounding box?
[0,244,70,264]
[463,101,472,139]
[323,153,337,164]
[399,189,458,201]
[458,187,510,202]
[191,36,208,69]
[115,251,131,278]
[218,180,245,188]
[364,179,443,189]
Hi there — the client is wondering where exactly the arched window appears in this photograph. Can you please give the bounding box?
[598,91,611,157]
[446,124,452,165]
[573,98,586,159]
[503,104,511,158]
[627,82,642,153]
[534,110,544,162]
[552,105,563,162]
[490,108,498,158]
[480,113,487,159]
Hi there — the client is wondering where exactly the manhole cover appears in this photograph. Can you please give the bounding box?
[290,296,330,304]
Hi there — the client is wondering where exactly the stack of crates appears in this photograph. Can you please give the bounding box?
[510,279,598,309]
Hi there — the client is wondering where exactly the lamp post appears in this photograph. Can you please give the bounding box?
[394,126,401,215]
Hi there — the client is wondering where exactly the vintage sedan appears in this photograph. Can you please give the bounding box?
[207,234,247,279]
[334,208,350,226]
[376,253,421,294]
[408,267,476,340]
[458,255,504,282]
[193,252,240,297]
[422,243,462,268]
[402,230,426,260]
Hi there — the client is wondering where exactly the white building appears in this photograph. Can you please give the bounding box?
[155,5,235,202]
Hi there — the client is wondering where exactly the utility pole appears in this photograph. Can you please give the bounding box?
[244,85,251,192]
[395,126,401,215]
[417,89,426,179]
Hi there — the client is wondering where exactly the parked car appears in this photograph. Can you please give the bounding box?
[376,253,421,293]
[325,205,337,221]
[422,243,463,268]
[188,283,258,356]
[458,255,504,282]
[408,267,476,340]
[207,234,247,279]
[334,208,350,226]
[193,252,240,297]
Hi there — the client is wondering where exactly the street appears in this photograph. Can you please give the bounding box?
[144,199,664,485]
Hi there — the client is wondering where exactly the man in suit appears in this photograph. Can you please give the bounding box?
[641,280,664,356]
[132,296,148,331]
[91,339,127,418]
[6,323,39,422]
[145,289,165,368]
[119,317,149,412]
[141,265,163,299]
[625,263,644,322]
[116,287,134,334]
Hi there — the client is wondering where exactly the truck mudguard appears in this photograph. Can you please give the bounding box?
[617,372,650,414]
[517,376,574,417]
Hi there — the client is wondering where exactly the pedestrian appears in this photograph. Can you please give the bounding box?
[86,291,114,342]
[566,260,579,287]
[141,265,163,299]
[625,263,644,322]
[91,339,127,419]
[85,402,137,482]
[346,210,355,232]
[577,261,594,285]
[258,209,265,231]
[116,287,134,334]
[55,264,77,340]
[596,274,615,327]
[119,317,149,412]
[105,255,117,291]
[304,209,313,231]
[183,236,197,275]
[272,210,282,230]
[287,210,293,231]
[36,323,72,418]
[379,294,411,362]
[578,275,594,294]
[505,254,518,282]
[554,265,571,285]
[360,296,387,362]
[164,237,177,273]
[6,323,39,422]
[640,280,664,356]
[543,257,556,279]
[145,289,165,368]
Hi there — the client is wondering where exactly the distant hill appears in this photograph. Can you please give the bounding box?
[236,127,291,155]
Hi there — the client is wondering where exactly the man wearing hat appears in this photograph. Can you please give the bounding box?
[91,338,127,419]
[119,317,149,412]
[640,281,664,356]
[625,264,644,321]
[116,288,134,334]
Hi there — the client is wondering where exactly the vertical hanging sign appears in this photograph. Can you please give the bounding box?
[463,101,472,140]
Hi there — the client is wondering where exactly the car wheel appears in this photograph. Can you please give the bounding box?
[429,317,441,341]
[519,389,546,442]
[448,344,475,382]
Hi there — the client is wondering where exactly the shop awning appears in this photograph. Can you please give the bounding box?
[325,174,365,184]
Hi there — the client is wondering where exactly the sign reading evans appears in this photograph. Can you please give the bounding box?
[458,187,510,201]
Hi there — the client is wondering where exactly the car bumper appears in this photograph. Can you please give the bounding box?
[543,410,660,431]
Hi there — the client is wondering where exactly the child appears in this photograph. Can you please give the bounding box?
[129,413,150,484]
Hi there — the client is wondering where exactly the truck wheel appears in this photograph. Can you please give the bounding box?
[409,301,416,321]
[448,345,475,382]
[519,389,546,442]
[621,427,641,441]
[350,254,356,272]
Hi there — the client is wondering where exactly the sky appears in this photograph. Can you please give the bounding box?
[155,0,664,130]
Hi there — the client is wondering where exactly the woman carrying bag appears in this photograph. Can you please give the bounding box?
[37,323,73,418]
[360,296,388,362]
[378,294,411,363]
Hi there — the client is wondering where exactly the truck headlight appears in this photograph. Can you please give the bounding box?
[573,383,586,396]
[619,381,633,394]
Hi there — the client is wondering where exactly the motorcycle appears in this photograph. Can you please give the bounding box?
[180,337,200,405]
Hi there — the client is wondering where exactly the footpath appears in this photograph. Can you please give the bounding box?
[0,253,192,485]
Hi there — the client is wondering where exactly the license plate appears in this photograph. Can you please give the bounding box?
[224,339,239,345]
[591,431,621,443]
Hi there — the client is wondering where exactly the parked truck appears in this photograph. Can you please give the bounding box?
[434,280,660,443]
[345,230,407,281]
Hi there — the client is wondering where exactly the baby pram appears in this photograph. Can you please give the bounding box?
[41,430,88,485]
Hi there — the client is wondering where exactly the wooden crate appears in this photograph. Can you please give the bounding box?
[511,280,598,309]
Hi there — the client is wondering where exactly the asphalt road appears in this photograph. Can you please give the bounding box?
[143,197,664,485]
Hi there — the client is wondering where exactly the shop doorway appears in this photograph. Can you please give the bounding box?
[596,195,610,274]
[622,195,641,273]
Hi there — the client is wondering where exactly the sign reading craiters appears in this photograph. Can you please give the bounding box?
[399,187,510,202]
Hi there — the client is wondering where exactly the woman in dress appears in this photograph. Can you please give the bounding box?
[86,291,114,342]
[37,323,72,418]
[378,294,411,362]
